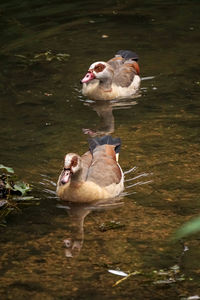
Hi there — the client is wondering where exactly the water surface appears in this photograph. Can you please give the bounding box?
[0,0,200,299]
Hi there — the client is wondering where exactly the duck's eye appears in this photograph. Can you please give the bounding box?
[94,63,105,73]
[71,156,78,167]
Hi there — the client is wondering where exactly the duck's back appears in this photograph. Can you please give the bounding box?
[107,50,140,88]
[86,136,124,195]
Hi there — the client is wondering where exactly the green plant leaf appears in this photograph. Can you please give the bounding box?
[174,216,200,239]
[0,164,14,174]
[13,182,31,196]
[5,182,13,190]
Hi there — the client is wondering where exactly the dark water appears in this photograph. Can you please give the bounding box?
[0,0,200,299]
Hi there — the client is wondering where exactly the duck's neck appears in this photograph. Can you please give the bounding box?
[71,169,83,183]
[99,77,113,91]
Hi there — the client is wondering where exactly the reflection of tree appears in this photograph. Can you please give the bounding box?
[83,98,139,136]
[57,200,123,258]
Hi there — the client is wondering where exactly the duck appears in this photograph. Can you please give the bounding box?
[56,136,124,202]
[80,50,141,100]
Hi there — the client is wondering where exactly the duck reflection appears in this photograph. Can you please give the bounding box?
[57,199,123,258]
[82,97,140,136]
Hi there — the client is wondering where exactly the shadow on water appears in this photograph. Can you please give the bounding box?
[0,0,200,299]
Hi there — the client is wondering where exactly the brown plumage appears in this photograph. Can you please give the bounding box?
[56,136,124,203]
[81,50,141,100]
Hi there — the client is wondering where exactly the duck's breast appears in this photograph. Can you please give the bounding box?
[57,180,111,202]
[82,80,99,97]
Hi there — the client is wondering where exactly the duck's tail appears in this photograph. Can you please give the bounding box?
[116,50,139,61]
[89,135,121,154]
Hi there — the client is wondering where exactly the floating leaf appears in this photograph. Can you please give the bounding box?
[99,220,125,231]
[56,53,70,61]
[153,279,175,285]
[0,164,14,174]
[108,269,128,277]
[13,182,31,196]
[34,50,70,62]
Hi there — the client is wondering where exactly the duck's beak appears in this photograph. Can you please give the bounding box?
[80,70,95,83]
[60,169,71,185]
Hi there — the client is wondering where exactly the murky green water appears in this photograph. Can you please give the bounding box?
[0,0,200,299]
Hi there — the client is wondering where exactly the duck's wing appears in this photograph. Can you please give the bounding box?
[107,55,124,70]
[80,151,93,181]
[107,50,138,69]
[87,144,122,187]
[107,50,140,88]
[113,60,140,87]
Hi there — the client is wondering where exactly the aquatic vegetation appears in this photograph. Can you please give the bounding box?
[99,220,125,232]
[0,164,38,225]
[108,264,190,287]
[14,50,70,65]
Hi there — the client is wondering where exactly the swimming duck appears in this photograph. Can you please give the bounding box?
[56,136,124,202]
[80,50,140,100]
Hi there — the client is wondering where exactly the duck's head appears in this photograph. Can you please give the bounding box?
[59,153,82,185]
[81,62,113,84]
